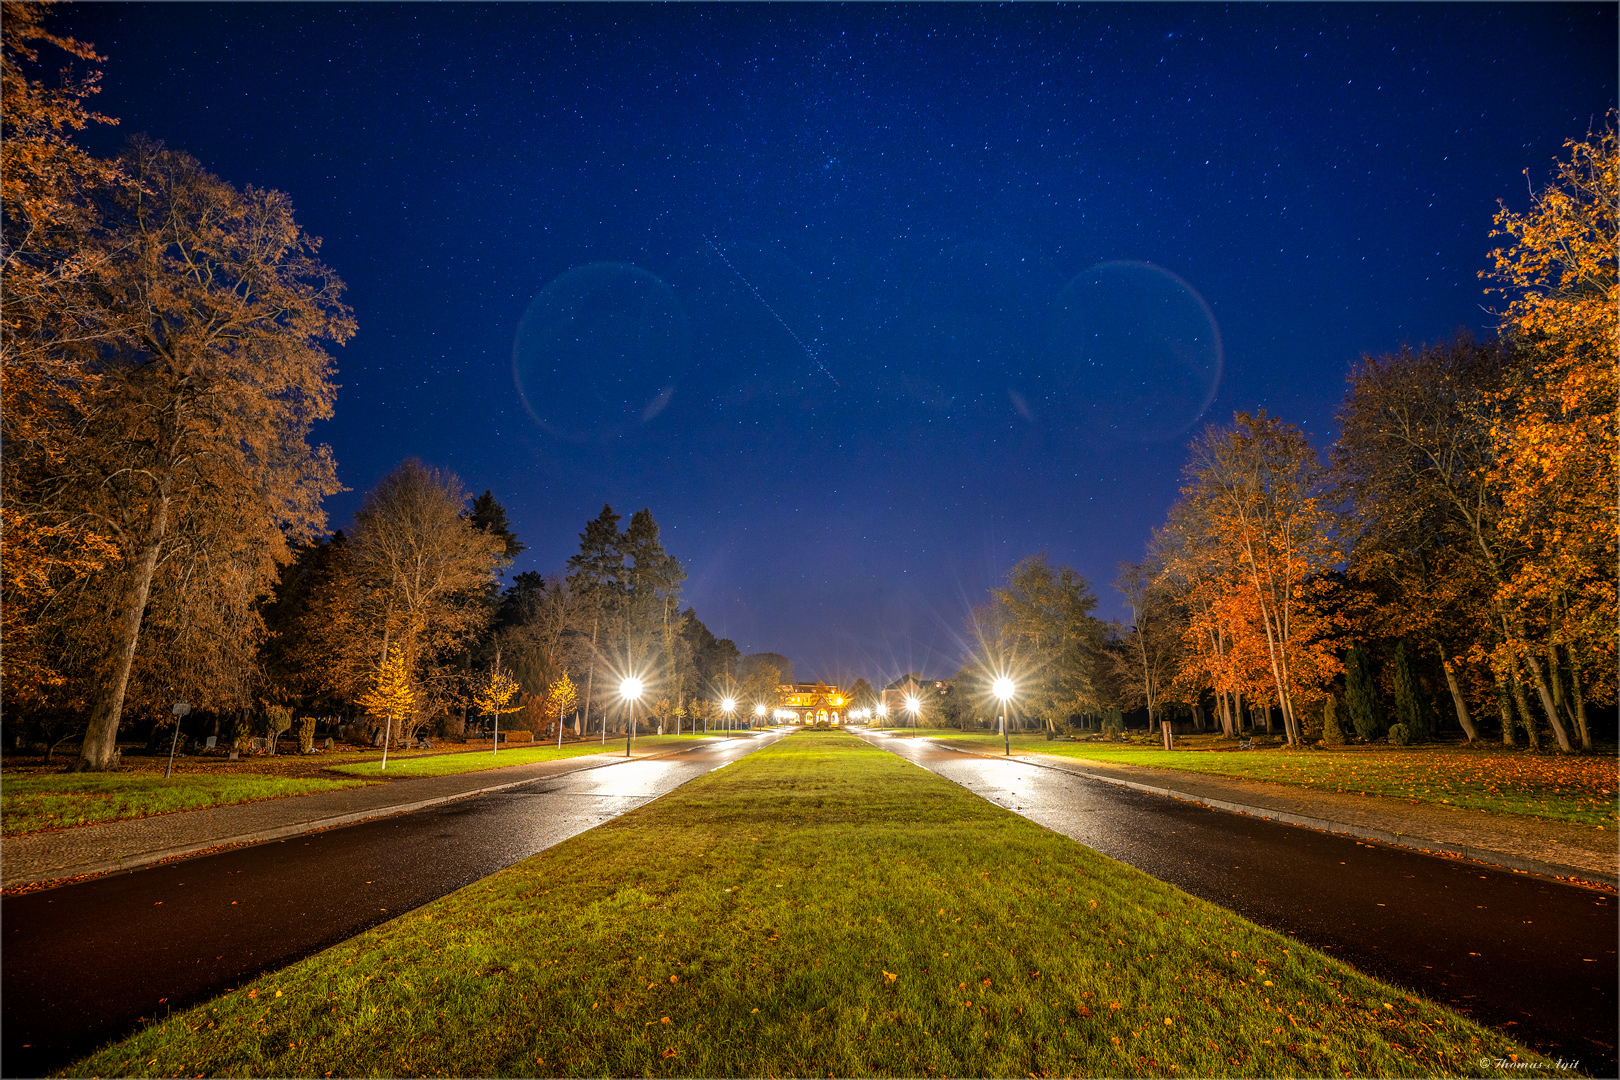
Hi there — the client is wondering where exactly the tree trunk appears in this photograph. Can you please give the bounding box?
[1494,676,1517,746]
[1507,664,1540,750]
[1520,651,1574,752]
[581,614,599,734]
[76,502,169,771]
[1437,646,1479,743]
[1566,648,1592,751]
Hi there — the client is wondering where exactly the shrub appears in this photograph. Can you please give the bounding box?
[1387,722,1411,746]
[297,716,317,754]
[263,706,293,755]
[1321,695,1347,746]
[1345,645,1386,741]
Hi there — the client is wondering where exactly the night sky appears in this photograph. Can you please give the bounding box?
[58,3,1616,684]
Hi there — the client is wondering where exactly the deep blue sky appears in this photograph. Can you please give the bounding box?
[60,2,1615,685]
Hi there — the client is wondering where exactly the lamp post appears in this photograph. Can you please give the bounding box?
[621,677,643,758]
[722,697,736,737]
[993,677,1015,756]
[876,702,888,729]
[905,694,920,732]
[754,702,767,730]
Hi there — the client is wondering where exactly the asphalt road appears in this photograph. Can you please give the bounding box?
[1,733,783,1078]
[867,733,1618,1075]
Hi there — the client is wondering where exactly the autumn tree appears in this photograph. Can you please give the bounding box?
[357,645,415,770]
[472,660,523,751]
[546,672,578,737]
[1177,412,1342,746]
[1481,116,1617,751]
[345,460,507,742]
[492,571,589,733]
[738,661,783,721]
[1,3,133,707]
[1334,336,1578,750]
[1106,559,1186,741]
[21,137,354,771]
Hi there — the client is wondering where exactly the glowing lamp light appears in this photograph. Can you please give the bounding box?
[905,696,920,714]
[721,697,736,713]
[755,703,767,717]
[620,677,644,702]
[992,677,1015,702]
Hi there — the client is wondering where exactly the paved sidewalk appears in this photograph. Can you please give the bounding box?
[935,740,1618,887]
[1,744,701,890]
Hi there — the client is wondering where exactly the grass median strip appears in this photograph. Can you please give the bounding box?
[325,732,743,779]
[935,732,1619,829]
[71,730,1556,1078]
[1,774,370,836]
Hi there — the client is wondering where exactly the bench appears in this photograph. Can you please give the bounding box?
[1237,738,1254,750]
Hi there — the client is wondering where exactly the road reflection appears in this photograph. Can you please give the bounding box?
[861,732,1617,1074]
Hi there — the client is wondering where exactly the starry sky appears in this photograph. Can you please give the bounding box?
[59,2,1616,684]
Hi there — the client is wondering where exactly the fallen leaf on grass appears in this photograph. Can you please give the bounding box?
[882,970,898,983]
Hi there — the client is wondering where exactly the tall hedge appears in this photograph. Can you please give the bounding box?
[1392,640,1434,743]
[1344,645,1386,740]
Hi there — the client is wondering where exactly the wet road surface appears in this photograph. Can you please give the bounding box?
[870,733,1618,1074]
[2,733,782,1077]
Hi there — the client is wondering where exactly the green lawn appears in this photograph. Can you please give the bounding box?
[0,773,370,836]
[931,732,1620,829]
[326,732,746,779]
[71,730,1554,1078]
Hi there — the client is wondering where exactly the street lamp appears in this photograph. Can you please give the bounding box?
[620,677,644,758]
[754,702,767,729]
[992,676,1016,756]
[721,697,736,736]
[876,701,888,728]
[905,694,920,732]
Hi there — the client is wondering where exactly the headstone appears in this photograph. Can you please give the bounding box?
[323,737,333,750]
[205,736,217,749]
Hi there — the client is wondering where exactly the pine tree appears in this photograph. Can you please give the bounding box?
[1344,644,1386,741]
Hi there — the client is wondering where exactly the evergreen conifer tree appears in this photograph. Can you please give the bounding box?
[1322,695,1346,745]
[1344,644,1386,740]
[1392,639,1434,742]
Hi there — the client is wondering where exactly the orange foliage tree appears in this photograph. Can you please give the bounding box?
[1,1,126,709]
[1168,412,1343,745]
[1482,115,1617,751]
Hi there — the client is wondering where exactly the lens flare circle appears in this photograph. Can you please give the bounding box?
[1047,260,1223,442]
[512,261,690,442]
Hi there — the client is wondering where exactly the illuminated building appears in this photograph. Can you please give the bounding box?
[777,681,850,725]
